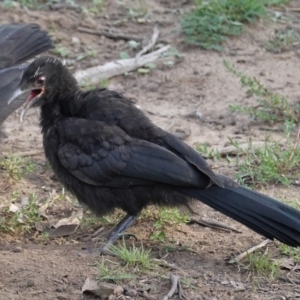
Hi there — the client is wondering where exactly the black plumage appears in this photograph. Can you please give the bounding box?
[8,56,300,250]
[0,23,53,125]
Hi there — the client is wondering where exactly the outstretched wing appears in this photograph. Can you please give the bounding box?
[57,119,210,189]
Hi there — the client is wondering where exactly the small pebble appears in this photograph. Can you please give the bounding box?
[12,246,23,253]
[27,279,35,287]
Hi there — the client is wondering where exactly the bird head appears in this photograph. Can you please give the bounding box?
[8,56,77,121]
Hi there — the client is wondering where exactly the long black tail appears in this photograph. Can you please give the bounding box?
[0,23,54,70]
[182,185,300,247]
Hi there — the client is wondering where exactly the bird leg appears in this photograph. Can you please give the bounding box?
[98,212,140,254]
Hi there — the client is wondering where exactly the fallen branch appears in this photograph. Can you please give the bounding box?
[228,239,269,264]
[135,25,159,62]
[189,215,242,233]
[74,45,170,85]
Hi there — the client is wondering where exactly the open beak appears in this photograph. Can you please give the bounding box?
[8,87,44,122]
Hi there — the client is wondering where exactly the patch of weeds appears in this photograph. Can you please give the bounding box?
[76,50,97,62]
[163,46,183,59]
[128,40,140,50]
[0,155,35,182]
[245,251,280,281]
[224,60,300,125]
[97,239,156,283]
[110,239,155,270]
[222,61,300,185]
[2,0,46,9]
[230,135,300,185]
[0,193,42,234]
[119,0,148,19]
[80,210,113,229]
[150,207,189,241]
[180,277,200,291]
[137,63,156,74]
[263,27,300,53]
[280,244,300,262]
[119,51,130,59]
[50,45,70,58]
[97,258,136,282]
[181,0,290,51]
[195,143,221,159]
[81,0,105,15]
[39,231,50,244]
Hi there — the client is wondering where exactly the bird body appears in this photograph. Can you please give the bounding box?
[8,56,300,249]
[0,23,53,125]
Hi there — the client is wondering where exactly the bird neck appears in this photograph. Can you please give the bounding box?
[39,89,82,132]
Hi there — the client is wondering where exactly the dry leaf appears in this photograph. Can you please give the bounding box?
[82,277,123,298]
[9,203,20,213]
[273,258,300,270]
[35,209,83,237]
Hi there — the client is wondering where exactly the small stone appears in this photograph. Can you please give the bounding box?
[27,279,35,287]
[71,36,80,46]
[12,246,23,253]
[125,289,137,297]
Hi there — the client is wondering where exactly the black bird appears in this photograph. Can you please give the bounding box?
[8,56,300,251]
[0,23,53,126]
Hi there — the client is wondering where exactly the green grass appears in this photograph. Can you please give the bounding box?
[0,193,42,234]
[2,0,48,9]
[142,207,189,241]
[181,0,290,51]
[224,60,300,125]
[97,258,136,282]
[195,143,221,159]
[109,239,154,270]
[232,136,300,185]
[97,239,156,283]
[196,135,300,186]
[245,251,280,281]
[280,244,300,263]
[0,155,36,182]
[219,61,300,185]
[263,27,300,53]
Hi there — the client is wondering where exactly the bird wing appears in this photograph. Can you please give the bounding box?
[57,119,210,188]
[0,23,54,70]
[162,132,234,187]
[78,89,234,188]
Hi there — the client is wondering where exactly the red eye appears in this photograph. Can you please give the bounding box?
[36,76,45,86]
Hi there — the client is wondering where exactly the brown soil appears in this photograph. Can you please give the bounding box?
[1,1,300,299]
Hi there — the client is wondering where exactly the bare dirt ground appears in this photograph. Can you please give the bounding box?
[1,1,300,299]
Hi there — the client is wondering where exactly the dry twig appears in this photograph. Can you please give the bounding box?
[189,215,241,233]
[135,25,160,62]
[228,239,270,264]
[163,273,187,300]
[74,45,170,85]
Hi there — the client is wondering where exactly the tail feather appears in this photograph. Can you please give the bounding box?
[182,185,300,247]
